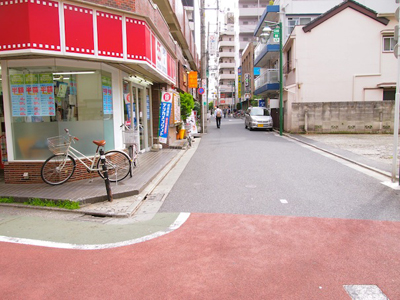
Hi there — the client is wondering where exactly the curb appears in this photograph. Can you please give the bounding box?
[281,131,396,180]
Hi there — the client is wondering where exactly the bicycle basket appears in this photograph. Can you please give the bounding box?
[122,130,139,145]
[47,136,69,154]
[185,123,191,131]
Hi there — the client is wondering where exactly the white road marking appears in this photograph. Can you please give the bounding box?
[343,285,389,300]
[0,212,191,250]
[280,199,288,204]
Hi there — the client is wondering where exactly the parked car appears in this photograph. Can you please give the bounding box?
[245,107,273,131]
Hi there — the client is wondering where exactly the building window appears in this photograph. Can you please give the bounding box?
[288,17,312,36]
[243,21,249,25]
[383,89,395,100]
[383,36,394,52]
[7,65,114,160]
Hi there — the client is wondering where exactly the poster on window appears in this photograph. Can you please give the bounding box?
[39,74,56,116]
[102,76,113,114]
[10,73,55,117]
[158,91,172,144]
[156,40,167,75]
[146,95,150,120]
[10,74,27,116]
[25,74,40,116]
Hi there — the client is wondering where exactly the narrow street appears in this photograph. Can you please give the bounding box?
[1,118,400,299]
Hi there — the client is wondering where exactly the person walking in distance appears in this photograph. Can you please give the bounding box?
[215,106,222,128]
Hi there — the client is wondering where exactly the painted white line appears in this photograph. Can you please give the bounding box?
[343,285,389,300]
[0,212,191,250]
[280,199,288,204]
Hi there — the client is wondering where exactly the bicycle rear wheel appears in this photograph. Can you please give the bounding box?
[41,154,76,185]
[97,150,131,182]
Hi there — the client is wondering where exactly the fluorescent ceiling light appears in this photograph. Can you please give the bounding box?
[53,71,95,75]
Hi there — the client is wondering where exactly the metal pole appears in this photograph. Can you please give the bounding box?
[201,0,206,133]
[392,48,400,183]
[279,22,283,136]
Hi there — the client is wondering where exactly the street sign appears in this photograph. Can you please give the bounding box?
[198,87,205,95]
[188,71,198,88]
[273,28,280,43]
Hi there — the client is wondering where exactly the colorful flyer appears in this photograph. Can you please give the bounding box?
[102,76,113,114]
[39,74,55,116]
[25,74,40,116]
[158,92,172,144]
[10,74,27,116]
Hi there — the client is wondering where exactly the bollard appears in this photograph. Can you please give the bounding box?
[99,149,113,202]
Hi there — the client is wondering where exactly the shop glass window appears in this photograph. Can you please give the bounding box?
[8,66,114,160]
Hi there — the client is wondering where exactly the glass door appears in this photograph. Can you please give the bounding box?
[146,88,152,148]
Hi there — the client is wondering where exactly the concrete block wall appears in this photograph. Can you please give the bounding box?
[291,101,396,134]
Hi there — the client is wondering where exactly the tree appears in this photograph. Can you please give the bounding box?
[180,92,194,121]
[208,101,214,111]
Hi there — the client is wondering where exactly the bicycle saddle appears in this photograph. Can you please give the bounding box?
[93,140,106,146]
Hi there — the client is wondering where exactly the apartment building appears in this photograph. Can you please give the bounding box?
[217,12,236,109]
[253,0,398,133]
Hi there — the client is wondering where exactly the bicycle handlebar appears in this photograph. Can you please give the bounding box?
[64,128,79,142]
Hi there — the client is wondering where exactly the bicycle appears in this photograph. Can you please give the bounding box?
[41,129,131,185]
[121,123,140,171]
[185,123,194,147]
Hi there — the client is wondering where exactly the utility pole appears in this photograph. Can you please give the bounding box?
[200,0,207,133]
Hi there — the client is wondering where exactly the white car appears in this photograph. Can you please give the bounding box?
[245,107,273,131]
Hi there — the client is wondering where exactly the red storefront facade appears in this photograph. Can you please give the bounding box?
[0,0,198,184]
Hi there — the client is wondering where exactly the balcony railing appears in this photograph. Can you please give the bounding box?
[254,69,279,90]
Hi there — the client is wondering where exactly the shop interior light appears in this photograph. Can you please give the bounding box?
[53,71,96,75]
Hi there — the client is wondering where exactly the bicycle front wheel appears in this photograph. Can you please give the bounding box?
[41,154,76,185]
[97,150,131,182]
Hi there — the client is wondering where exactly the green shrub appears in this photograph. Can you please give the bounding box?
[0,197,14,203]
[24,198,80,210]
[180,92,194,121]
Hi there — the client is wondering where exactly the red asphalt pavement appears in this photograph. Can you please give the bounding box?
[1,213,400,299]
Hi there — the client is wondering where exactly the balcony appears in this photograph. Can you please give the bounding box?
[239,7,266,18]
[218,40,235,47]
[218,73,236,80]
[254,5,280,37]
[254,41,280,67]
[254,69,279,95]
[219,51,235,58]
[219,62,236,69]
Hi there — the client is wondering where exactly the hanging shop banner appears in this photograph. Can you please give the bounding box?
[158,91,173,144]
[10,73,55,117]
[188,71,198,88]
[102,76,113,114]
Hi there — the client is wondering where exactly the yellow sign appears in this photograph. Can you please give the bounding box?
[188,71,198,88]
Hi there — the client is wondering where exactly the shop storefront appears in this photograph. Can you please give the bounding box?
[0,0,177,184]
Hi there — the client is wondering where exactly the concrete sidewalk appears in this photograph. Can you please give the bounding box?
[0,144,188,218]
[289,133,399,180]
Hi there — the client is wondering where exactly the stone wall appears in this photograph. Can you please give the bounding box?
[291,101,396,133]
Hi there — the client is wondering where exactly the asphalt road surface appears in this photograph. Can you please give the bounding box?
[1,118,400,299]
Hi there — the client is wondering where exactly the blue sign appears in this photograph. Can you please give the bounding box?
[259,99,266,107]
[198,87,205,95]
[158,92,173,143]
